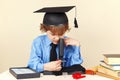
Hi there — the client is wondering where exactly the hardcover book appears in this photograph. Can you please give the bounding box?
[100,60,120,70]
[97,65,120,78]
[103,54,120,65]
[9,67,40,79]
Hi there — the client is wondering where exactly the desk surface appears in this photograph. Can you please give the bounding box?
[0,70,113,80]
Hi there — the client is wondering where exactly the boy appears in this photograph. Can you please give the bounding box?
[27,6,86,75]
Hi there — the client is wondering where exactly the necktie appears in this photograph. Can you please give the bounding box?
[50,43,57,61]
[50,43,62,75]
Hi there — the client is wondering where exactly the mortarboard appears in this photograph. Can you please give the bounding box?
[34,6,78,28]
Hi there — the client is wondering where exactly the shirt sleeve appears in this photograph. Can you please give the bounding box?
[71,46,83,65]
[65,46,83,67]
[27,39,44,72]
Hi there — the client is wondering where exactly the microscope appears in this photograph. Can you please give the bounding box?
[43,38,65,75]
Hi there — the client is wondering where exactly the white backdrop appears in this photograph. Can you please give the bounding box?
[1,0,120,72]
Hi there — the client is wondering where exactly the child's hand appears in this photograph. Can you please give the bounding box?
[44,60,62,71]
[64,38,80,46]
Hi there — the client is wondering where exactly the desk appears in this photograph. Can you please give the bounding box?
[0,70,113,80]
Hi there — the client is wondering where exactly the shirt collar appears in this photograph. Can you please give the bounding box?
[45,35,67,47]
[45,35,52,46]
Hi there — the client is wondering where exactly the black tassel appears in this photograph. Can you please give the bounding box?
[74,18,78,28]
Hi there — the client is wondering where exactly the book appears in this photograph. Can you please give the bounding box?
[100,60,120,70]
[96,72,120,80]
[97,65,120,78]
[103,54,120,65]
[9,67,40,79]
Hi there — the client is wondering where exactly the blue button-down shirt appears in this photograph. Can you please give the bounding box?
[27,35,83,72]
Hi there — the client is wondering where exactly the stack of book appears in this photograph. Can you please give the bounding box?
[98,54,120,79]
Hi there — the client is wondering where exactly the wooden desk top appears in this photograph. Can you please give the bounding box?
[0,70,112,80]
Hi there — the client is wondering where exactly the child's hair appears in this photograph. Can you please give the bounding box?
[40,24,70,36]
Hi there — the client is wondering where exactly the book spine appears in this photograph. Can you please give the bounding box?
[96,72,120,80]
[100,61,120,70]
[104,56,120,65]
[98,66,120,77]
[104,57,108,64]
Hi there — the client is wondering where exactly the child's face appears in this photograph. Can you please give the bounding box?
[47,30,64,44]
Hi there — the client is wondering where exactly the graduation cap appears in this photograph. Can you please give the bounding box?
[34,6,78,28]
